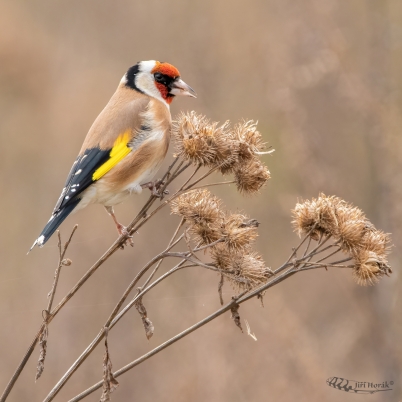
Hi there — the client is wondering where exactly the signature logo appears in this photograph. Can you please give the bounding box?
[327,377,393,394]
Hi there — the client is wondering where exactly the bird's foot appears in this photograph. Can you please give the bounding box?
[141,179,169,198]
[116,223,134,248]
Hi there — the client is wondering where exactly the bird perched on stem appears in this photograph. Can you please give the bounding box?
[30,60,196,250]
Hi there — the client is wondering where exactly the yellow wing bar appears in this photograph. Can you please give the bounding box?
[92,131,131,181]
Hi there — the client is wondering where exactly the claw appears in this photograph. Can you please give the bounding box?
[105,206,134,248]
[142,179,168,198]
[116,224,134,248]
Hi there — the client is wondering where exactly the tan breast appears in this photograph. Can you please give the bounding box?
[98,95,171,192]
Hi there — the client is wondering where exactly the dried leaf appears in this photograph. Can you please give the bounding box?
[100,333,119,402]
[142,317,154,340]
[230,303,243,332]
[135,297,154,340]
[35,323,48,381]
[257,291,265,308]
[245,319,258,341]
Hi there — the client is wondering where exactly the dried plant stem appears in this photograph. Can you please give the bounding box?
[69,265,303,402]
[105,237,185,328]
[43,234,227,402]
[284,231,312,265]
[47,226,78,312]
[6,155,224,402]
[179,164,201,191]
[0,225,78,402]
[315,248,341,264]
[1,157,188,402]
[61,237,346,402]
[300,263,353,270]
[187,181,236,191]
[141,217,185,290]
[302,236,312,258]
[184,164,222,191]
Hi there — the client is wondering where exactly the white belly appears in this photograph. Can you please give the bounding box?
[76,158,164,210]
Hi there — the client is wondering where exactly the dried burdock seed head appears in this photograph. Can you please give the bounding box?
[220,120,273,175]
[292,193,392,285]
[171,189,223,224]
[234,120,268,162]
[292,194,342,240]
[352,249,391,286]
[221,213,259,250]
[335,205,366,252]
[190,221,222,245]
[360,229,391,257]
[173,111,236,168]
[240,252,272,289]
[211,244,270,290]
[234,158,271,195]
[211,243,232,270]
[171,189,224,245]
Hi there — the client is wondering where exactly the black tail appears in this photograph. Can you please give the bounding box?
[29,199,80,251]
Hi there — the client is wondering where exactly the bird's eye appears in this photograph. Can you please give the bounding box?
[154,73,164,83]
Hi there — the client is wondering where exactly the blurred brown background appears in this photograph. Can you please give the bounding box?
[0,0,401,401]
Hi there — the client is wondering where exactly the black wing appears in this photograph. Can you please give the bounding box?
[53,147,111,213]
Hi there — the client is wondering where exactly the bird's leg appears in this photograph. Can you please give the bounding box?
[141,179,169,198]
[105,206,134,247]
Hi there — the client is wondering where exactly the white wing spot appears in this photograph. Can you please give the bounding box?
[75,169,82,175]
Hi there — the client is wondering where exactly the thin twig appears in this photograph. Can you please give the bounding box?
[47,226,78,313]
[0,225,78,402]
[315,248,342,264]
[302,236,312,258]
[141,217,185,290]
[0,158,185,402]
[179,165,201,191]
[69,267,301,402]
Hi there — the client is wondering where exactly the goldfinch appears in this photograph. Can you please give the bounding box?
[30,60,196,250]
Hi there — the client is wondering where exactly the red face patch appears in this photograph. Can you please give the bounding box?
[151,61,180,79]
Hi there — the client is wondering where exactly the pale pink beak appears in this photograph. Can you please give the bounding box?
[170,78,197,98]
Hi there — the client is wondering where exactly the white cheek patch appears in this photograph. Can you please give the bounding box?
[136,73,166,104]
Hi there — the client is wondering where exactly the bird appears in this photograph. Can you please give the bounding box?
[30,60,196,250]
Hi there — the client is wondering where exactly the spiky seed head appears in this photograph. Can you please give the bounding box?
[172,111,236,168]
[292,193,392,285]
[211,244,271,291]
[221,213,259,250]
[234,158,271,195]
[352,249,390,286]
[292,194,342,240]
[171,189,224,245]
[335,205,366,252]
[234,120,266,162]
[360,229,391,257]
[171,189,223,223]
